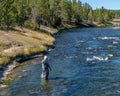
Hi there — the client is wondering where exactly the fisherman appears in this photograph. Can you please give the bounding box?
[41,56,52,80]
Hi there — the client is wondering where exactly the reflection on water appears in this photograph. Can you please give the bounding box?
[1,27,120,96]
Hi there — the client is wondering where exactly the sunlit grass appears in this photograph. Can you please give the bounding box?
[3,77,14,85]
[0,27,56,66]
[0,56,10,66]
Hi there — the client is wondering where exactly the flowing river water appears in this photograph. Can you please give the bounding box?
[1,27,120,96]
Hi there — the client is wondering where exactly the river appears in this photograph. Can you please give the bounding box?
[0,27,120,96]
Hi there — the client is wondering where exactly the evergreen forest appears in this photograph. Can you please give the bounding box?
[0,0,120,29]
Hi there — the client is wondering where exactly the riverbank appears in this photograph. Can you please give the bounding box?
[0,25,58,84]
[0,22,100,86]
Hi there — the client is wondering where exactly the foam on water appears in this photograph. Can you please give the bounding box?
[86,54,113,62]
[98,37,119,40]
[113,41,118,44]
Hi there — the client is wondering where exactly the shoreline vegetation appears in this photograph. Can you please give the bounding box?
[0,0,120,87]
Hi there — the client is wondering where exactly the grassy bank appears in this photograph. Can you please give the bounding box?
[0,21,107,67]
[0,26,58,67]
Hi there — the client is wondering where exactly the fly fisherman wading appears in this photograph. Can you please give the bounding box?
[41,56,52,80]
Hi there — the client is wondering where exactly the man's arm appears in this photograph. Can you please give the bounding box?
[48,64,52,71]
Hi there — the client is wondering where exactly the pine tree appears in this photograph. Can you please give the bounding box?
[49,0,61,26]
[59,0,69,24]
[71,0,77,21]
[88,9,93,24]
[76,0,82,24]
[0,0,14,29]
[13,0,29,27]
[38,0,50,25]
[82,3,92,22]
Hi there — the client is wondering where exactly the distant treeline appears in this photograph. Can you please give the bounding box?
[0,0,120,29]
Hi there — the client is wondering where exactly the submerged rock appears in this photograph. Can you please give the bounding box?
[0,84,8,88]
